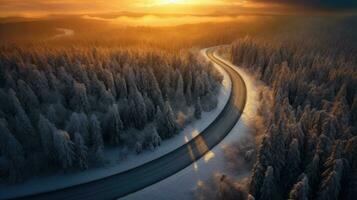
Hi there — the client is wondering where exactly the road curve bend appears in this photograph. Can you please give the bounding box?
[12,48,247,200]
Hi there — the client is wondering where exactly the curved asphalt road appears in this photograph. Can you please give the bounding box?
[12,48,247,200]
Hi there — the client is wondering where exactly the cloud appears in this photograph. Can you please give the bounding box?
[0,0,356,17]
[245,0,357,10]
[0,0,135,16]
[82,14,255,26]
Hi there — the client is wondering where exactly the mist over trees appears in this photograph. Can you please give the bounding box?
[226,33,357,199]
[0,46,222,182]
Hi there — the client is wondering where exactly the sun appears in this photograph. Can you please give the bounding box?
[163,0,183,4]
[141,0,186,8]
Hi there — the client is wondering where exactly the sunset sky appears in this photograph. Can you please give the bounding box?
[1,0,357,17]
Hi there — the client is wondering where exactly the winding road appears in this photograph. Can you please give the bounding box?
[12,48,247,200]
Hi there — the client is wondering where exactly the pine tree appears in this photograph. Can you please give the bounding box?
[65,112,89,141]
[9,89,36,149]
[317,159,344,200]
[52,102,68,127]
[73,132,88,169]
[322,118,338,140]
[250,134,273,199]
[194,75,204,98]
[46,104,58,125]
[124,66,137,94]
[288,174,309,200]
[351,95,357,128]
[143,93,156,122]
[260,166,278,200]
[53,129,74,169]
[0,88,12,114]
[98,88,115,112]
[331,98,350,128]
[70,81,90,112]
[249,163,266,199]
[88,72,103,97]
[270,122,286,179]
[65,113,81,137]
[284,139,301,191]
[4,71,16,89]
[316,134,333,162]
[194,97,203,119]
[161,73,171,98]
[14,103,36,140]
[165,100,178,131]
[155,106,165,137]
[305,153,321,192]
[16,79,40,112]
[144,125,162,150]
[0,63,5,86]
[30,69,50,102]
[38,115,56,160]
[335,84,347,102]
[89,114,104,161]
[150,126,162,148]
[48,71,61,92]
[0,118,25,182]
[129,88,147,129]
[156,101,178,139]
[344,136,357,168]
[106,104,123,145]
[201,71,211,95]
[135,142,143,154]
[185,71,193,105]
[100,69,116,98]
[146,68,164,108]
[115,74,127,99]
[57,67,74,98]
[174,71,186,108]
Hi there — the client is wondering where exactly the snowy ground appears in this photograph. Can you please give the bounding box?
[122,49,259,200]
[0,49,232,199]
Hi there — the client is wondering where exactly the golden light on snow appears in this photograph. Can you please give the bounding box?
[195,135,216,163]
[204,151,215,162]
[184,136,189,143]
[193,162,198,171]
[195,136,208,154]
[191,129,199,138]
[197,180,204,187]
[185,136,199,171]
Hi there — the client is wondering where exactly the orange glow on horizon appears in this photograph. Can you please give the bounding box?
[82,14,256,27]
[0,0,322,19]
[0,0,251,17]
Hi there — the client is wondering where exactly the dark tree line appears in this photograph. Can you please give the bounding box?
[230,36,357,200]
[0,46,222,182]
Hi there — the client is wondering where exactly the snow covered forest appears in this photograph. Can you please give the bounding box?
[236,37,357,200]
[0,46,222,183]
[197,29,357,199]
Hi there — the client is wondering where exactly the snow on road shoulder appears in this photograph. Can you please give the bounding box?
[122,49,259,200]
[0,49,232,199]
